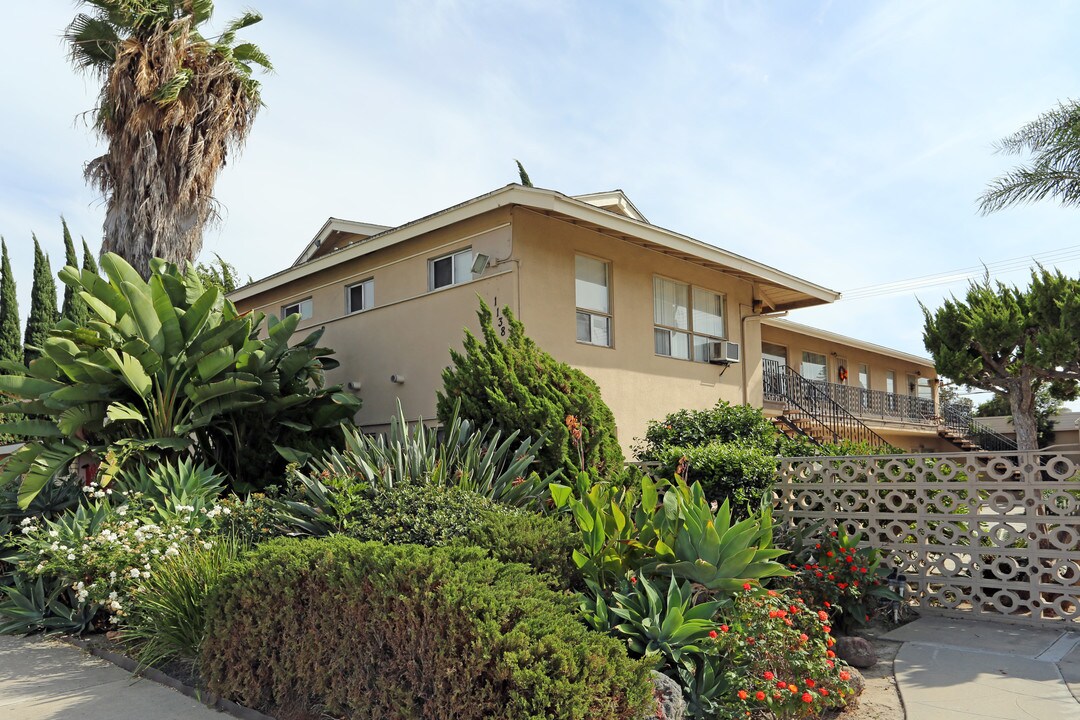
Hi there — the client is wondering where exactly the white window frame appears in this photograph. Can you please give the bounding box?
[652,275,726,363]
[282,298,313,320]
[345,278,375,314]
[428,248,473,291]
[575,254,612,347]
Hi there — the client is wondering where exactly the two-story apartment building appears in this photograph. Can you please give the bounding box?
[231,184,998,456]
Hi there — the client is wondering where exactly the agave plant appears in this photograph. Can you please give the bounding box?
[0,573,99,636]
[118,459,226,520]
[0,253,359,507]
[306,400,555,508]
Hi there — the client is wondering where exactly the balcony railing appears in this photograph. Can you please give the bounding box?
[763,361,935,426]
[939,400,1017,452]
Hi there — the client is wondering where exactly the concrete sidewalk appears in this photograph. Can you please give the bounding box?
[0,633,223,719]
[884,615,1080,719]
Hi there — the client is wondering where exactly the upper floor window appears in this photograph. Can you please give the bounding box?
[575,255,611,346]
[282,298,313,320]
[653,277,725,362]
[429,248,473,290]
[346,279,374,314]
[801,351,827,382]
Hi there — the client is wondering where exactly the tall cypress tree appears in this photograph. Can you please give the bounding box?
[0,239,21,369]
[82,239,99,275]
[24,236,59,366]
[60,218,90,327]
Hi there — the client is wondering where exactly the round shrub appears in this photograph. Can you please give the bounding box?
[201,538,654,720]
[345,483,490,547]
[655,442,778,509]
[463,506,580,589]
[637,402,782,458]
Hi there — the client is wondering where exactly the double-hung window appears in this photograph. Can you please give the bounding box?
[346,279,374,314]
[653,277,725,362]
[575,255,611,346]
[282,298,313,320]
[801,351,828,383]
[429,248,473,291]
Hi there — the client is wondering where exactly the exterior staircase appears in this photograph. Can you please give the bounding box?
[765,364,891,448]
[937,400,1017,452]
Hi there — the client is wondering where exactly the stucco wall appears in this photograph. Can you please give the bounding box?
[511,207,760,455]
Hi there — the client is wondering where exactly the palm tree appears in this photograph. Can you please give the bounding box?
[65,0,272,278]
[978,99,1080,214]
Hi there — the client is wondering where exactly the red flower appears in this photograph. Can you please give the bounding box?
[826,551,834,557]
[768,589,777,597]
[738,690,748,700]
[743,582,752,591]
[799,633,809,643]
[763,671,774,681]
[818,610,829,621]
[826,650,836,658]
[802,692,814,703]
[776,680,787,689]
[806,679,816,688]
[840,671,851,681]
[630,576,637,584]
[720,624,729,632]
[823,626,831,634]
[820,688,830,697]
[824,601,831,608]
[755,691,765,701]
[708,630,718,639]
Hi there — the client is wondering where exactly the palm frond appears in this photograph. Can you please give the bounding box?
[994,100,1080,156]
[65,13,120,70]
[230,42,272,72]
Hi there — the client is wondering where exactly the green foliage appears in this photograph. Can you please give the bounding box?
[60,219,91,328]
[117,458,226,519]
[639,402,783,454]
[715,588,857,718]
[463,506,579,588]
[654,443,778,510]
[0,239,21,370]
[81,239,98,275]
[438,299,623,480]
[921,266,1080,449]
[306,400,553,508]
[515,159,534,187]
[777,526,900,632]
[200,538,655,720]
[23,236,59,366]
[121,536,246,669]
[195,254,244,293]
[0,573,98,636]
[979,99,1080,214]
[0,252,359,506]
[552,472,791,594]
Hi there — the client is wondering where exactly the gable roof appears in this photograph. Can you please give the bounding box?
[293,218,393,266]
[231,184,840,311]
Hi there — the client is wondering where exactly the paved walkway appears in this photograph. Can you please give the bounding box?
[884,615,1080,719]
[0,633,223,719]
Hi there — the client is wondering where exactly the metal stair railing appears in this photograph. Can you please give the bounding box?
[939,400,1018,452]
[766,362,891,448]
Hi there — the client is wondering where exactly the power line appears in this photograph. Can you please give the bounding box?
[838,244,1080,301]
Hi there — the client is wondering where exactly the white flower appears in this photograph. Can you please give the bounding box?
[67,553,76,561]
[221,507,232,515]
[105,489,112,495]
[165,546,180,557]
[141,571,150,579]
[130,568,141,578]
[202,541,213,550]
[21,527,32,535]
[48,530,59,538]
[50,542,60,551]
[192,528,201,535]
[81,486,92,494]
[109,571,117,579]
[20,517,32,526]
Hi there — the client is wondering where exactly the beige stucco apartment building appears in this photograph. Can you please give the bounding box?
[231,184,974,455]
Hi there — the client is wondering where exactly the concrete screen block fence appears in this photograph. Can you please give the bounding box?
[773,452,1080,627]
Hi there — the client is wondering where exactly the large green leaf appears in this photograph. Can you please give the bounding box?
[150,274,184,356]
[18,442,84,509]
[0,375,66,399]
[196,347,236,382]
[57,406,102,437]
[105,402,148,426]
[104,349,152,397]
[179,285,220,341]
[0,420,64,438]
[119,280,163,354]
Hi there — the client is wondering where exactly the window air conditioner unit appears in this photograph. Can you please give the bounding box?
[709,340,740,365]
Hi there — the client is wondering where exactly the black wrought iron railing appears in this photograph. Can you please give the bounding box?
[940,400,1018,452]
[764,362,935,425]
[770,363,890,448]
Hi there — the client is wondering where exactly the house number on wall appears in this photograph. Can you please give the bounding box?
[494,296,506,337]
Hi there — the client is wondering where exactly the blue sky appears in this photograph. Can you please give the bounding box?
[2,1,1079,392]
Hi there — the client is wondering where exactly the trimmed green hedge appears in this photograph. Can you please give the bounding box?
[463,506,581,589]
[655,442,778,509]
[201,538,653,720]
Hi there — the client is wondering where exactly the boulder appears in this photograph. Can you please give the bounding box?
[645,670,686,720]
[835,635,878,668]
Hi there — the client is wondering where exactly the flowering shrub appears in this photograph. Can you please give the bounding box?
[716,587,857,719]
[780,526,899,631]
[10,491,230,627]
